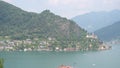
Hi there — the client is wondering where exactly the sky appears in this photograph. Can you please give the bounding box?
[2,0,120,18]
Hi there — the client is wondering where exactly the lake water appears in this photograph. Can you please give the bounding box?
[0,44,120,68]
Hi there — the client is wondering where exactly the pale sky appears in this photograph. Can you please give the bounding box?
[2,0,120,18]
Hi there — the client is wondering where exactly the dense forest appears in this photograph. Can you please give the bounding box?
[0,1,85,41]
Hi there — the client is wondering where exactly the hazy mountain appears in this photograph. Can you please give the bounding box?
[72,10,120,32]
[95,21,120,41]
[0,1,101,50]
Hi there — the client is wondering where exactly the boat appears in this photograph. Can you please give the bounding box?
[58,65,72,68]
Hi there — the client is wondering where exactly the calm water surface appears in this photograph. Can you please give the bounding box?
[0,44,120,68]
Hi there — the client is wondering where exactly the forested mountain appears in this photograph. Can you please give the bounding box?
[72,10,120,32]
[0,1,82,40]
[95,21,120,41]
[0,1,101,51]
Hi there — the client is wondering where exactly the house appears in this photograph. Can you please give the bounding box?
[86,33,97,39]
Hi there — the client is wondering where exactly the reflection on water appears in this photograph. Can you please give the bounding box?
[0,44,120,68]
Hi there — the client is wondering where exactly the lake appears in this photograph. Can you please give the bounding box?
[0,44,120,68]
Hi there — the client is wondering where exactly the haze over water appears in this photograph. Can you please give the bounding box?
[0,44,120,68]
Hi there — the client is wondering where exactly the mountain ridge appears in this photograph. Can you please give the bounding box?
[72,10,120,32]
[95,21,120,41]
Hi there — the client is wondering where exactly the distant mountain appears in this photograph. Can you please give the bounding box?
[0,1,101,50]
[94,21,120,41]
[72,10,120,32]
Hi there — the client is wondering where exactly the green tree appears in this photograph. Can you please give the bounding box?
[0,58,4,68]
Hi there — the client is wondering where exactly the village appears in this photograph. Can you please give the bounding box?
[0,38,82,52]
[0,34,111,52]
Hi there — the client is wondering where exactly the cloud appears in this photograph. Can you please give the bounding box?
[2,0,12,3]
[47,0,120,18]
[48,0,59,5]
[48,0,78,6]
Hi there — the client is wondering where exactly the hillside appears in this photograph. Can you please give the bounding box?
[0,1,85,41]
[95,21,120,41]
[72,10,120,32]
[0,1,101,51]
